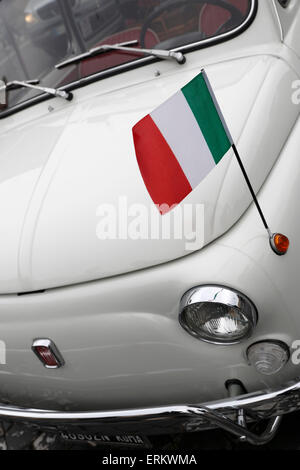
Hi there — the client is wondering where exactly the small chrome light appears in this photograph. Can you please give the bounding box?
[247,340,289,375]
[179,285,258,344]
[32,339,65,369]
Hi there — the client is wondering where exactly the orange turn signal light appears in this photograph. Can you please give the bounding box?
[270,233,289,256]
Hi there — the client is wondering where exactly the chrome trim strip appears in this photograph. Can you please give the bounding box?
[0,0,257,119]
[271,0,284,42]
[172,0,257,53]
[0,375,299,445]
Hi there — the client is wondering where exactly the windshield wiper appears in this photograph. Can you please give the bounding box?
[55,39,186,69]
[0,79,73,108]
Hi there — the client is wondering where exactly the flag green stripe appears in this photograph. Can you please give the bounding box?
[181,73,231,164]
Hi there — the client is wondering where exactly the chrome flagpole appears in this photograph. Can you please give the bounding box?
[202,68,289,256]
[232,143,289,256]
[231,143,271,237]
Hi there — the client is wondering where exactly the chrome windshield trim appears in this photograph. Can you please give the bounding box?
[172,0,257,54]
[0,0,257,119]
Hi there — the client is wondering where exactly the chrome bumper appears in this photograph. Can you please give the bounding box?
[1,377,300,445]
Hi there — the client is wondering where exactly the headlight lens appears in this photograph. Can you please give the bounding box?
[179,286,258,344]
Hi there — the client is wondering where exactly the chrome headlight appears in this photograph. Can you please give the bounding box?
[179,285,258,345]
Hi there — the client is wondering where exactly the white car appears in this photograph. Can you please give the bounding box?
[0,0,299,448]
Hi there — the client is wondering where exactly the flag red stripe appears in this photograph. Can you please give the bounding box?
[133,114,192,214]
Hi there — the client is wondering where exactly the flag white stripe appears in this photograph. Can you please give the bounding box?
[151,90,215,189]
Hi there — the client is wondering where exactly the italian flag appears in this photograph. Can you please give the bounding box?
[132,70,233,214]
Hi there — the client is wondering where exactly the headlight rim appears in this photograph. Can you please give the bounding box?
[179,284,258,345]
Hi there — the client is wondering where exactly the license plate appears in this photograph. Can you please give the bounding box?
[59,431,150,447]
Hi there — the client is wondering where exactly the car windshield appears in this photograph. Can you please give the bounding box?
[0,0,253,109]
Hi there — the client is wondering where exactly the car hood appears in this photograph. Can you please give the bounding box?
[0,54,298,293]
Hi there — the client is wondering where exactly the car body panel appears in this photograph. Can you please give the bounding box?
[0,112,300,411]
[0,53,298,294]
